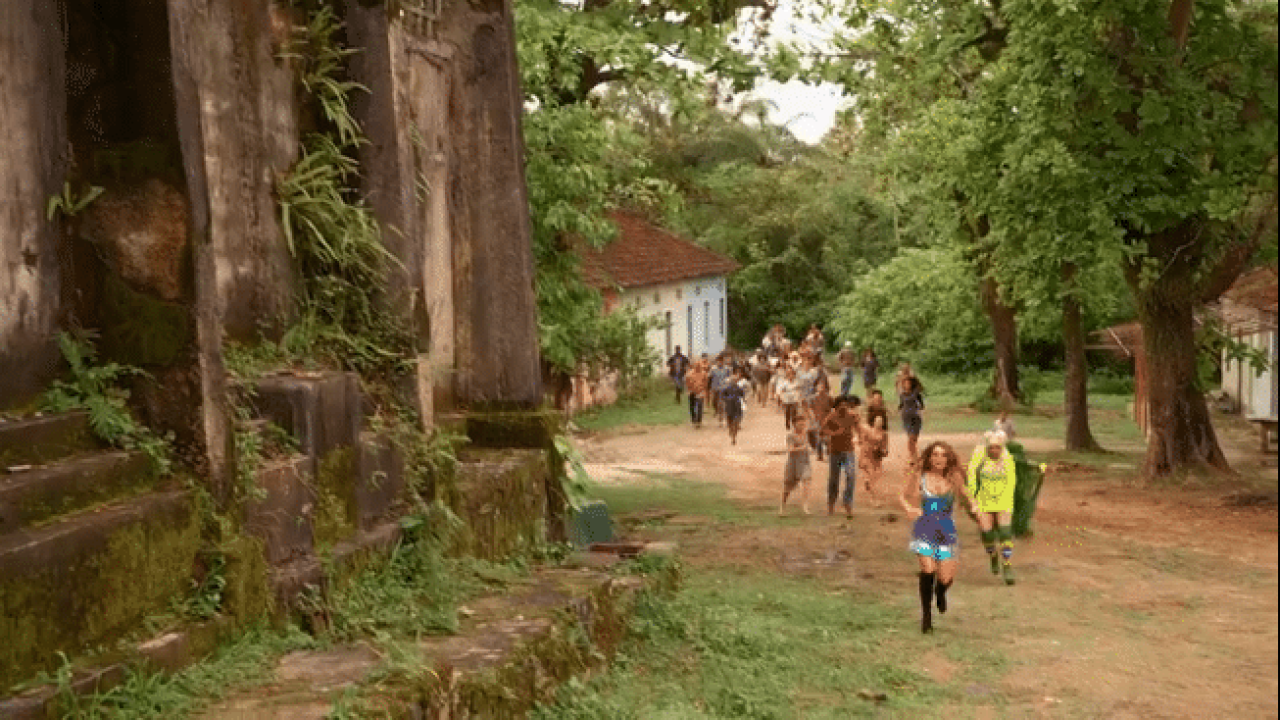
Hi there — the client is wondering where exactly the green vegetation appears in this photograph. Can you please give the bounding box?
[531,564,1008,719]
[276,6,412,381]
[574,379,687,433]
[45,181,104,221]
[40,331,173,475]
[51,625,316,719]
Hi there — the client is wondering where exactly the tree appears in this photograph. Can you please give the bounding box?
[515,0,775,403]
[811,0,1031,405]
[827,0,1277,476]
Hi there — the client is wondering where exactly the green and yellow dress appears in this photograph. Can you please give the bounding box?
[966,447,1017,514]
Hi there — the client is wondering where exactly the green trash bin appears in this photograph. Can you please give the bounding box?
[568,500,614,548]
[1007,442,1045,538]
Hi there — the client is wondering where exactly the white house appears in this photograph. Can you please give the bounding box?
[1217,267,1278,450]
[581,210,740,368]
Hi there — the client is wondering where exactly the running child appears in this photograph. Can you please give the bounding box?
[860,414,889,504]
[781,414,812,515]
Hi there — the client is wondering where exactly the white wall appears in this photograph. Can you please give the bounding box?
[1221,329,1278,420]
[619,275,730,369]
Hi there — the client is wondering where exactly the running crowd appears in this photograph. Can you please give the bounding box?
[665,325,1031,634]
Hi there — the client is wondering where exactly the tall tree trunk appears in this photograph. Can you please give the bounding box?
[1137,297,1230,476]
[981,276,1021,407]
[1062,263,1101,451]
[1125,221,1234,479]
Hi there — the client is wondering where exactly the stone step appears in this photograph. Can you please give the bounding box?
[0,450,154,532]
[196,556,680,719]
[0,411,97,467]
[0,489,200,690]
[250,372,363,467]
[453,448,551,560]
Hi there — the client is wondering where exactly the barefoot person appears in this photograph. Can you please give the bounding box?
[751,349,773,407]
[901,441,978,633]
[860,414,889,504]
[808,381,833,462]
[777,366,801,431]
[899,376,926,461]
[722,367,748,445]
[821,395,861,518]
[861,348,880,391]
[685,359,709,429]
[838,342,857,397]
[967,430,1020,585]
[666,346,690,404]
[780,415,812,515]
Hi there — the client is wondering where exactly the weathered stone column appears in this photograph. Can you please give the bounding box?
[0,0,67,409]
[168,0,300,501]
[442,0,543,410]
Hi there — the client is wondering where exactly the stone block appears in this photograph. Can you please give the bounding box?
[452,449,550,560]
[269,521,402,612]
[136,632,191,674]
[0,450,153,531]
[252,372,363,465]
[242,455,316,565]
[0,412,94,467]
[0,490,200,689]
[355,433,405,531]
[0,664,126,720]
[463,409,562,449]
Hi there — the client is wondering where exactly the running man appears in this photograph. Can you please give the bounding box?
[821,395,860,518]
[667,346,690,404]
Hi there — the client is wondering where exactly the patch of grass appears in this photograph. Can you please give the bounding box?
[63,625,315,719]
[575,378,686,433]
[531,569,1011,719]
[590,474,735,520]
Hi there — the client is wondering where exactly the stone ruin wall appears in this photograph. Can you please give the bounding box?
[0,0,543,494]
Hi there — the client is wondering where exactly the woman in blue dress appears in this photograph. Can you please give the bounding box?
[899,441,978,633]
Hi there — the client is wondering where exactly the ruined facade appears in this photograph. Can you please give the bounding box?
[0,0,543,480]
[0,0,553,693]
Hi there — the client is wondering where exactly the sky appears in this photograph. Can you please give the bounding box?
[736,0,849,144]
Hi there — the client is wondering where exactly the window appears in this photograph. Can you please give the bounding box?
[653,291,661,304]
[686,305,693,354]
[695,284,702,296]
[704,301,710,349]
[665,311,672,356]
[676,288,682,300]
[719,298,725,338]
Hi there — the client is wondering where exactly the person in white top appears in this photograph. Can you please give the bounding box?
[777,366,801,430]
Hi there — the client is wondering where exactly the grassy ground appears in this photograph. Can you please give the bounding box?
[62,539,527,718]
[575,378,688,432]
[535,477,1013,720]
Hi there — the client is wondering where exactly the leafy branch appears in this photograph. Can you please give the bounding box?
[40,331,173,475]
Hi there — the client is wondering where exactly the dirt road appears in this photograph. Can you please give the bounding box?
[578,397,1279,719]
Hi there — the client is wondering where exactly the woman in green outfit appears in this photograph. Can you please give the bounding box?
[966,431,1019,585]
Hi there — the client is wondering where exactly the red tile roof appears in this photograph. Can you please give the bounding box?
[578,211,740,289]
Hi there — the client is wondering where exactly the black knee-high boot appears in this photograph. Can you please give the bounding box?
[935,579,951,613]
[918,572,935,633]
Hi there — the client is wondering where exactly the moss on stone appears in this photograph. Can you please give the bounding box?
[414,573,671,717]
[0,495,200,688]
[312,447,357,548]
[464,409,562,450]
[99,271,192,368]
[451,449,550,561]
[220,535,272,627]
